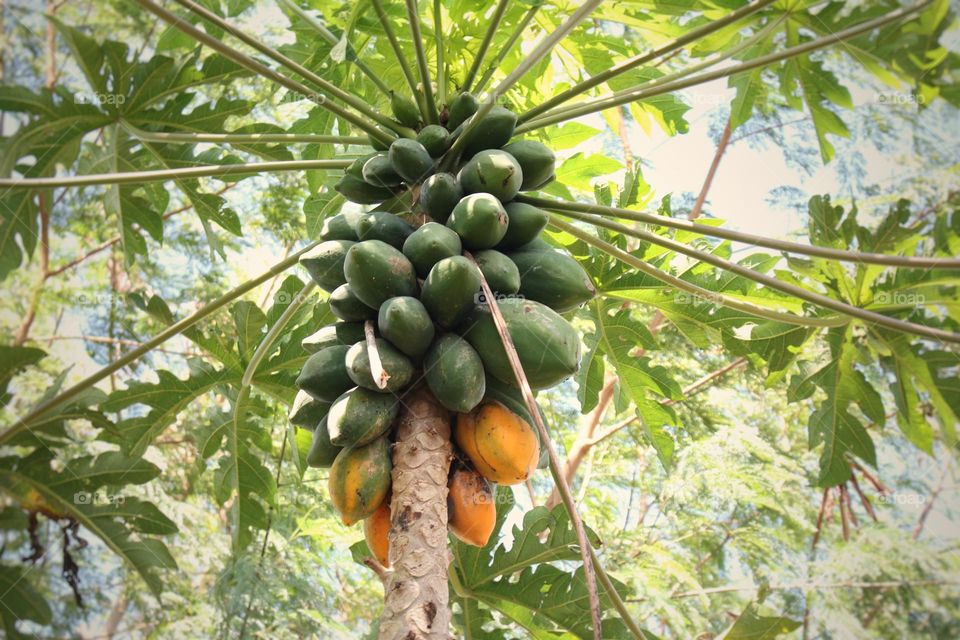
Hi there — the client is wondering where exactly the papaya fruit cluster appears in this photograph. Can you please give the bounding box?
[288,92,596,558]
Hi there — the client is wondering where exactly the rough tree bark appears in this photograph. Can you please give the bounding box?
[378,388,453,640]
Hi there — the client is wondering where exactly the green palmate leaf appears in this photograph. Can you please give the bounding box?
[879,333,958,450]
[102,361,238,458]
[553,153,623,193]
[0,565,52,638]
[720,602,801,639]
[0,450,177,597]
[231,300,268,362]
[0,190,39,282]
[0,345,45,406]
[781,51,852,163]
[304,190,347,239]
[575,332,605,414]
[795,327,882,486]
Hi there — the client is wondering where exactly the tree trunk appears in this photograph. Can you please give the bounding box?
[378,388,453,639]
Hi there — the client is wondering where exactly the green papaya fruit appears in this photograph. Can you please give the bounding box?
[296,344,354,402]
[458,149,523,202]
[362,152,403,188]
[391,91,421,128]
[329,283,377,322]
[377,296,435,359]
[346,153,379,179]
[424,334,486,413]
[446,92,479,130]
[419,173,462,223]
[289,389,331,429]
[343,240,418,308]
[302,322,366,353]
[527,172,556,191]
[461,106,517,157]
[307,414,342,468]
[299,240,354,292]
[345,339,414,392]
[501,140,556,191]
[319,212,361,241]
[447,193,509,250]
[355,211,414,249]
[402,222,463,277]
[328,436,391,525]
[388,138,435,183]
[421,255,481,329]
[367,127,398,152]
[509,245,596,312]
[462,298,580,389]
[335,174,394,205]
[417,124,451,157]
[473,249,520,294]
[498,202,549,249]
[327,386,400,448]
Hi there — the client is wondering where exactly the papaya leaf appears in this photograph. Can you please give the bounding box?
[0,345,45,406]
[0,565,52,638]
[0,451,177,598]
[719,602,801,639]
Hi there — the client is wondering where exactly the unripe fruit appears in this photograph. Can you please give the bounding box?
[420,173,463,223]
[454,401,539,485]
[501,140,555,191]
[388,138,434,183]
[458,150,523,202]
[362,152,403,188]
[447,193,509,250]
[417,124,451,157]
[391,92,421,128]
[448,467,496,547]
[446,91,479,130]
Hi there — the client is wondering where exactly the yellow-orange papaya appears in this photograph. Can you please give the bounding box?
[364,499,391,567]
[447,467,496,547]
[454,401,539,485]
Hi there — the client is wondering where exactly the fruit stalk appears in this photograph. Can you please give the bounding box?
[378,388,453,639]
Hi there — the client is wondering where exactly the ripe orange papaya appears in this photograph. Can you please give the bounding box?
[328,436,392,526]
[364,499,391,567]
[454,401,539,485]
[447,467,496,547]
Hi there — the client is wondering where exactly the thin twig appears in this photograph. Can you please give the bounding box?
[849,473,877,522]
[464,252,604,640]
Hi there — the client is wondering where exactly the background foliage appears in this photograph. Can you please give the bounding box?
[0,0,958,638]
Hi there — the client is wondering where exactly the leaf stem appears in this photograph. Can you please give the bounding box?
[122,123,366,146]
[370,0,426,119]
[518,195,960,269]
[473,2,541,95]
[0,242,321,446]
[134,0,396,145]
[516,2,930,133]
[548,217,846,328]
[404,0,439,123]
[460,0,510,93]
[276,0,392,96]
[434,0,446,107]
[550,215,960,343]
[518,0,777,123]
[364,320,389,390]
[0,159,351,189]
[172,0,406,135]
[443,0,603,166]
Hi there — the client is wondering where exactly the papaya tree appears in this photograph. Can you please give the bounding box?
[0,0,958,638]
